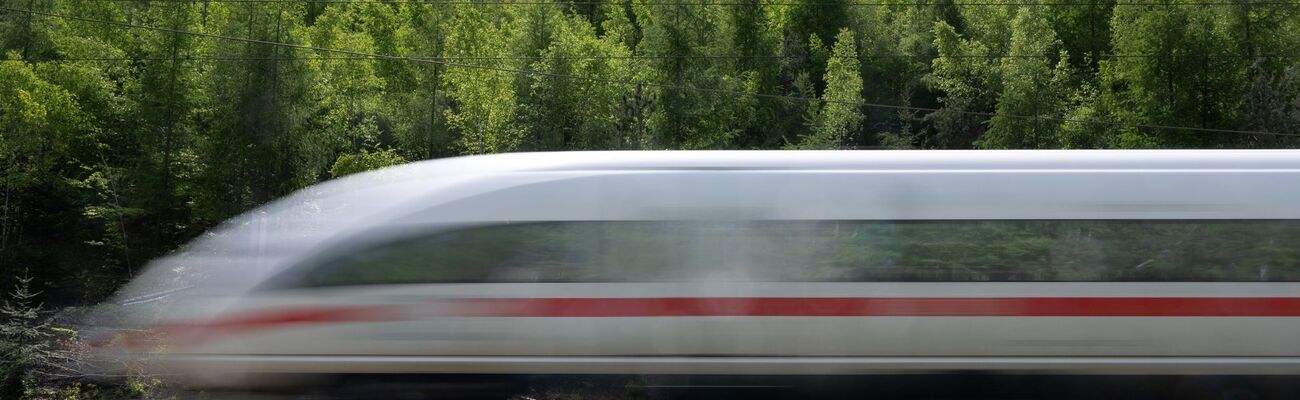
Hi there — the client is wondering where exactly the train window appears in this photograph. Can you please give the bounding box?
[273,220,1300,287]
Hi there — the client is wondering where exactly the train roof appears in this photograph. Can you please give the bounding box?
[337,150,1300,179]
[112,150,1300,304]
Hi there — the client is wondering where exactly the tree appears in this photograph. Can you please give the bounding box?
[391,3,455,160]
[518,14,632,150]
[0,275,51,398]
[441,4,524,154]
[1101,3,1248,147]
[793,28,863,149]
[775,30,828,148]
[782,0,849,90]
[982,7,1071,149]
[308,3,391,156]
[126,0,202,245]
[1242,64,1300,148]
[636,3,755,149]
[927,20,998,148]
[191,2,320,221]
[719,0,781,148]
[852,3,940,149]
[1047,0,1115,71]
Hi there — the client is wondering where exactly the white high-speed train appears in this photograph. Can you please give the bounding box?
[94,150,1300,385]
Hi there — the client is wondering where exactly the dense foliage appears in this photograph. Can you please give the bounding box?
[1,0,1300,308]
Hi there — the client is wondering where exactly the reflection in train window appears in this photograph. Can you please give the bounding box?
[275,220,1300,287]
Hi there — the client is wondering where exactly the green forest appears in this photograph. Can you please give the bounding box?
[1,0,1299,397]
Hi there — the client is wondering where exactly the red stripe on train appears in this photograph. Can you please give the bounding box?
[136,305,403,347]
[134,297,1300,347]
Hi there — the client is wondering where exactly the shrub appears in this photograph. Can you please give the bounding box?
[1,275,52,398]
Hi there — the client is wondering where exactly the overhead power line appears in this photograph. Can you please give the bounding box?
[5,5,1298,139]
[68,0,1300,6]
[31,53,1300,62]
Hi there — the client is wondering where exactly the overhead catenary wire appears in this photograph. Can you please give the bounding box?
[5,5,1299,138]
[78,0,1300,6]
[28,53,1300,62]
